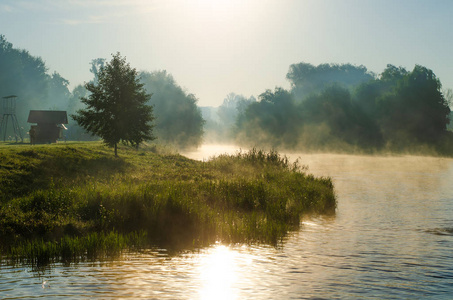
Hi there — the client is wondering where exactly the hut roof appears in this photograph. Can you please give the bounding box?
[27,110,68,124]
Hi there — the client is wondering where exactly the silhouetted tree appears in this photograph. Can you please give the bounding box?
[48,72,71,110]
[302,85,382,148]
[212,93,256,141]
[73,53,155,156]
[377,65,450,144]
[218,93,242,128]
[235,87,300,147]
[287,62,374,101]
[379,64,408,82]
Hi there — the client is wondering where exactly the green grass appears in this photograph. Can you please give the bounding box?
[9,230,147,266]
[0,142,336,263]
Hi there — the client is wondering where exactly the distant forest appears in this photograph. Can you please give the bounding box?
[2,34,452,154]
[206,63,453,154]
[0,35,204,148]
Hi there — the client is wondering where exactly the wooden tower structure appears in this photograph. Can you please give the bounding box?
[0,95,23,142]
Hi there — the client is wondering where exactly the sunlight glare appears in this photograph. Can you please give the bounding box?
[195,0,236,10]
[199,245,239,300]
[191,0,251,20]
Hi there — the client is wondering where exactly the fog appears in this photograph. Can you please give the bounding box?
[0,36,70,136]
[203,62,453,156]
[1,33,452,155]
[0,37,204,148]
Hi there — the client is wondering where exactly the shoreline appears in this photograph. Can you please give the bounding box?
[0,142,336,265]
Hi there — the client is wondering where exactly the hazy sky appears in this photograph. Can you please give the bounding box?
[1,0,452,106]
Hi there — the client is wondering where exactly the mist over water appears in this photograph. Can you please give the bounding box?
[2,145,453,299]
[181,144,240,161]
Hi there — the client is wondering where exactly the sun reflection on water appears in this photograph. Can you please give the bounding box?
[198,245,240,300]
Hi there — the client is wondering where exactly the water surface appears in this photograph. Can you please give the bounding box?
[2,145,453,299]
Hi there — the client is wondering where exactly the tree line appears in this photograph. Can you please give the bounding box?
[221,62,452,154]
[0,35,204,149]
[2,33,452,155]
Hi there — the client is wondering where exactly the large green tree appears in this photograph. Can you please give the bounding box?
[72,53,155,156]
[376,65,450,145]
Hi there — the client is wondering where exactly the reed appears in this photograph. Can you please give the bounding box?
[7,231,147,265]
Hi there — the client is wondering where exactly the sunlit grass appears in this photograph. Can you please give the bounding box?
[8,231,147,266]
[0,142,336,263]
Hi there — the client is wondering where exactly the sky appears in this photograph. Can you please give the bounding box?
[1,0,452,107]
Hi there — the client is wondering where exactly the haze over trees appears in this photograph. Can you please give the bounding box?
[0,35,72,138]
[140,70,204,148]
[232,62,452,154]
[0,35,204,149]
[203,93,255,143]
[287,62,374,100]
[1,33,452,155]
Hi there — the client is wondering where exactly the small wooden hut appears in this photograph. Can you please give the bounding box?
[27,110,68,144]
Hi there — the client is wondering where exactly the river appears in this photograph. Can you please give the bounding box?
[1,145,453,299]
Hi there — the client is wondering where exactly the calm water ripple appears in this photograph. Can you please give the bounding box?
[2,148,453,298]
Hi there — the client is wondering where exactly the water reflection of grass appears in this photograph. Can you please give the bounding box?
[9,231,147,265]
[0,142,336,264]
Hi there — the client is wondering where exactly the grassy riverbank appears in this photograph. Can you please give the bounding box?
[0,142,336,264]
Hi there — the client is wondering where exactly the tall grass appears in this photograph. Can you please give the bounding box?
[8,231,147,265]
[0,142,336,263]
